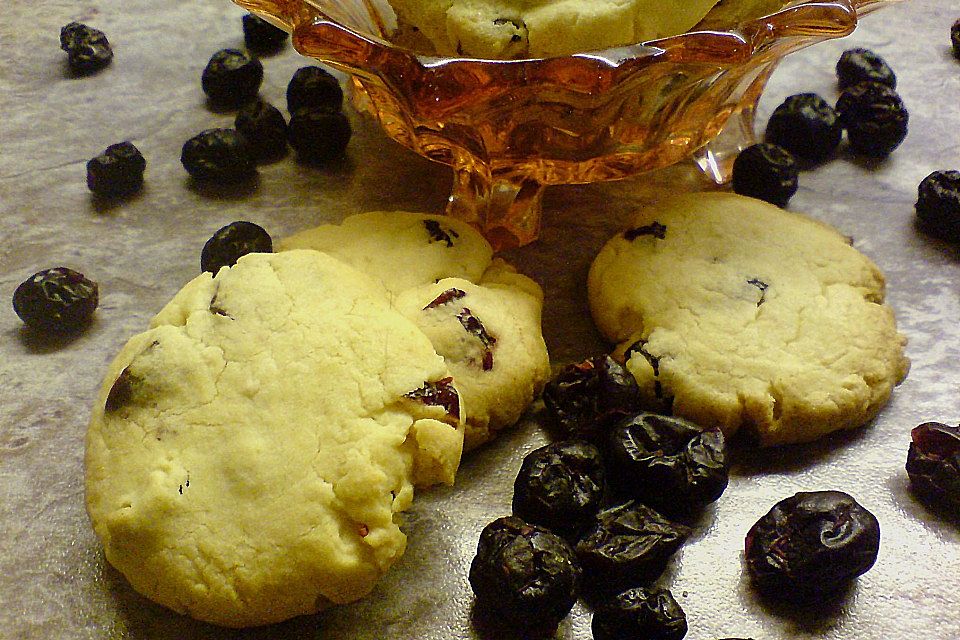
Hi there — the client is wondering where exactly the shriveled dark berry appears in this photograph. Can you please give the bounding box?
[731,143,798,207]
[915,170,960,240]
[181,129,256,182]
[592,587,687,640]
[235,100,288,161]
[836,48,896,89]
[201,49,263,106]
[13,267,99,334]
[286,66,344,114]
[201,221,273,274]
[469,516,580,632]
[512,440,605,538]
[608,412,728,514]
[60,22,113,73]
[576,501,689,592]
[906,422,960,511]
[744,490,880,601]
[952,19,960,58]
[542,355,640,441]
[86,142,145,197]
[765,93,842,162]
[836,81,908,157]
[242,13,289,52]
[288,108,351,164]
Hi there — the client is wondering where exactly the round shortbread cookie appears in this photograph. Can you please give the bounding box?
[85,250,464,627]
[279,211,550,449]
[588,193,909,447]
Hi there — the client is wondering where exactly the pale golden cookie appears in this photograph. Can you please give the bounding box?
[588,193,909,447]
[85,250,464,627]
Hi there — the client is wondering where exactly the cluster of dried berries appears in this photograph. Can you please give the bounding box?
[286,66,352,164]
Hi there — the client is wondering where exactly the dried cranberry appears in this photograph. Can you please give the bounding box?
[576,501,689,592]
[13,267,99,334]
[404,377,461,421]
[468,516,580,633]
[592,586,687,640]
[201,49,263,106]
[86,141,146,197]
[288,108,351,164]
[765,93,842,162]
[235,99,288,161]
[286,66,344,114]
[423,218,460,246]
[906,422,960,511]
[542,355,640,441]
[607,412,728,515]
[836,81,908,157]
[180,129,256,183]
[201,221,273,274]
[512,440,605,538]
[60,22,113,73]
[915,170,960,240]
[731,143,799,208]
[744,491,880,601]
[242,13,288,52]
[836,48,896,89]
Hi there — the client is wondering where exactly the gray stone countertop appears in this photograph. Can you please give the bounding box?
[1,0,959,638]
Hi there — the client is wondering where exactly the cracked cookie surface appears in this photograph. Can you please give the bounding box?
[85,250,464,627]
[588,193,909,447]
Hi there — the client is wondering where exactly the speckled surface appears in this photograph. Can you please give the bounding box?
[1,0,959,638]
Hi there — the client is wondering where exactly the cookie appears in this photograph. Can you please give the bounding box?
[279,211,550,449]
[388,0,721,59]
[588,192,909,447]
[85,250,464,627]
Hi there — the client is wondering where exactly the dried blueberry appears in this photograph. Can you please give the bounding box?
[235,99,288,161]
[201,221,273,274]
[469,516,580,632]
[242,13,289,52]
[512,440,605,538]
[836,81,908,157]
[60,22,113,73]
[765,93,842,162]
[576,501,690,591]
[915,170,960,240]
[288,108,352,164]
[180,129,256,183]
[608,412,728,514]
[592,586,687,640]
[836,48,896,89]
[13,267,99,334]
[286,66,344,114]
[201,49,263,106]
[86,141,146,197]
[744,490,880,601]
[952,19,960,59]
[906,422,960,511]
[731,143,799,208]
[542,356,640,442]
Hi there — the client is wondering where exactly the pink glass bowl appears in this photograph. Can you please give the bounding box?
[232,0,891,248]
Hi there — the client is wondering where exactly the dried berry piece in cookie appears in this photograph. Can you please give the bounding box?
[86,142,146,197]
[915,170,960,240]
[201,221,273,274]
[836,81,909,158]
[576,501,690,594]
[456,308,496,370]
[423,219,460,247]
[286,66,344,114]
[512,440,605,538]
[623,221,667,241]
[607,412,728,515]
[242,13,288,52]
[13,267,98,334]
[592,586,688,640]
[906,422,960,511]
[181,129,256,182]
[404,377,461,422]
[288,108,351,164]
[235,100,288,161]
[469,516,580,633]
[542,356,640,442]
[60,22,113,73]
[201,49,263,106]
[423,288,466,309]
[731,143,799,208]
[744,490,880,601]
[764,93,842,163]
[836,48,896,89]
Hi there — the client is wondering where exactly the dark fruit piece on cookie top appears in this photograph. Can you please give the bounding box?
[201,221,273,274]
